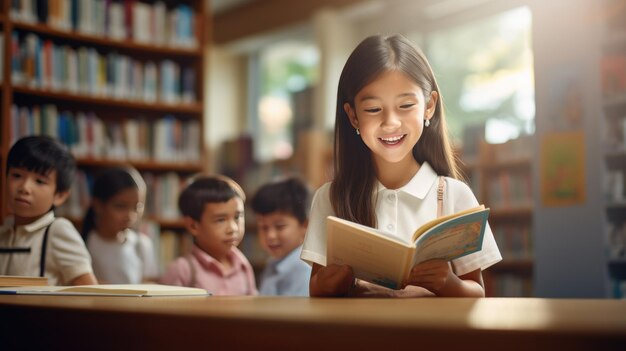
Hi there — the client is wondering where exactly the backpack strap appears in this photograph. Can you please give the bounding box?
[39,221,54,277]
[0,219,53,277]
[437,176,445,218]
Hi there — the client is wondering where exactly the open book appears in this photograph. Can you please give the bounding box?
[326,205,489,289]
[0,284,210,297]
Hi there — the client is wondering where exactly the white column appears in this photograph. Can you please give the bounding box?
[205,46,246,171]
[312,9,357,131]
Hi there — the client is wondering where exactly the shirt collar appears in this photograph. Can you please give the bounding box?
[22,211,55,233]
[376,162,438,200]
[192,244,247,272]
[269,245,303,273]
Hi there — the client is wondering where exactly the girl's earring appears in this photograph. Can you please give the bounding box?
[356,128,360,135]
[424,119,430,127]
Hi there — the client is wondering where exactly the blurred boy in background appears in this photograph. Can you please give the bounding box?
[251,177,311,296]
[160,175,257,295]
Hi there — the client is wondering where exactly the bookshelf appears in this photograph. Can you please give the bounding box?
[461,137,534,297]
[600,0,626,298]
[0,0,210,272]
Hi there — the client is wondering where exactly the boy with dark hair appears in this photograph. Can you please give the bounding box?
[251,177,312,296]
[159,175,257,295]
[0,136,97,285]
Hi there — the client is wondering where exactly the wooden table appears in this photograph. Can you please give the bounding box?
[1,296,625,350]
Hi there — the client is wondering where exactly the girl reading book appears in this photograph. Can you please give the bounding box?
[300,34,502,297]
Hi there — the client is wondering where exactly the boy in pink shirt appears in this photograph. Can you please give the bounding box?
[159,175,257,295]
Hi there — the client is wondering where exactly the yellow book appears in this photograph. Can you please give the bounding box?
[326,205,489,289]
[0,275,49,287]
[0,284,210,297]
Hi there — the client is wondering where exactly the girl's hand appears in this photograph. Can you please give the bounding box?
[391,285,436,298]
[310,263,355,297]
[403,259,454,293]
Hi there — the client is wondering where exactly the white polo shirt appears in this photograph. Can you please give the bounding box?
[0,211,94,285]
[87,228,158,284]
[301,162,502,276]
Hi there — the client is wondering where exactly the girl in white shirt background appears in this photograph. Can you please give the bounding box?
[81,167,157,284]
[301,34,502,297]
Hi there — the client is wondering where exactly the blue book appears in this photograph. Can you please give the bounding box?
[71,0,79,30]
[57,112,68,144]
[177,5,192,44]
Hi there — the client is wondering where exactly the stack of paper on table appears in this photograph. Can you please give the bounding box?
[0,275,49,287]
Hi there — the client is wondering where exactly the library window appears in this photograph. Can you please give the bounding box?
[413,6,534,146]
[250,40,319,162]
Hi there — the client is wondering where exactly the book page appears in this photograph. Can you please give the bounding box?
[327,217,413,289]
[329,217,411,245]
[60,284,209,296]
[411,205,485,242]
[412,209,488,265]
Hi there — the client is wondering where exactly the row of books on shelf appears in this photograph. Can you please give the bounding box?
[11,32,196,104]
[601,54,626,98]
[486,273,533,297]
[485,135,533,163]
[493,224,533,260]
[10,0,197,48]
[220,135,255,178]
[604,117,626,153]
[56,170,187,221]
[605,169,626,204]
[11,104,201,163]
[608,221,626,259]
[486,171,532,209]
[143,172,184,220]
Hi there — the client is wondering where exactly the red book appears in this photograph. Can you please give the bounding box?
[44,40,53,88]
[124,0,135,40]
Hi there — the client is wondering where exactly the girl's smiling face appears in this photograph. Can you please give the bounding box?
[344,70,437,170]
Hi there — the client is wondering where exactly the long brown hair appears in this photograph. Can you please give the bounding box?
[330,34,460,227]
